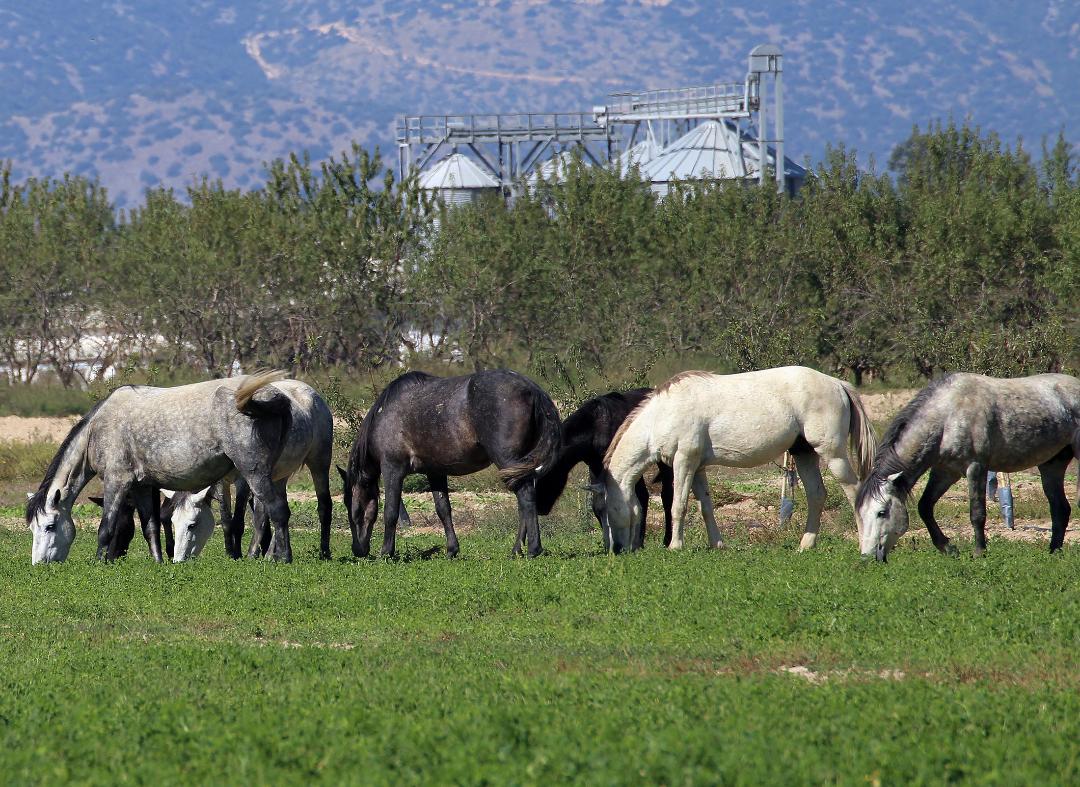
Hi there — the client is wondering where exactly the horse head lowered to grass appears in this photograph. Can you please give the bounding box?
[341,369,560,558]
[534,388,674,551]
[856,372,1080,561]
[26,371,313,564]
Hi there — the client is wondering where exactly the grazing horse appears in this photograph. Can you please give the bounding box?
[26,371,299,564]
[534,389,674,550]
[856,373,1080,561]
[598,367,877,553]
[167,379,334,562]
[342,369,560,558]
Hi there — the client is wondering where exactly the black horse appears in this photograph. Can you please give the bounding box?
[341,369,561,558]
[534,389,674,550]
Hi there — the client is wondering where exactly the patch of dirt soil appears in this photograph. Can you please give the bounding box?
[860,389,918,423]
[0,415,77,443]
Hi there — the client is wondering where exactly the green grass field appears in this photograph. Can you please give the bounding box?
[1,515,1077,785]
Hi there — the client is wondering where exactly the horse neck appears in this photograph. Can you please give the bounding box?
[51,427,96,510]
[887,417,942,489]
[606,412,653,490]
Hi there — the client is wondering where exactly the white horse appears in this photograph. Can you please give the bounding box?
[596,366,877,552]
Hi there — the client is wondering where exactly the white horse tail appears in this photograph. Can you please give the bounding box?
[234,369,289,414]
[840,381,877,480]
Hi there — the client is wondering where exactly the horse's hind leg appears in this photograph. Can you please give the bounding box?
[793,452,826,552]
[242,475,292,563]
[965,463,990,557]
[514,479,543,558]
[691,470,723,549]
[824,455,862,541]
[429,474,460,558]
[247,481,283,559]
[919,468,962,556]
[1038,453,1071,553]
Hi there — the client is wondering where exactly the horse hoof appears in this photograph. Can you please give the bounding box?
[942,543,960,558]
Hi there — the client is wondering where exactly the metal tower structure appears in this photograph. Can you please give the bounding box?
[396,44,789,193]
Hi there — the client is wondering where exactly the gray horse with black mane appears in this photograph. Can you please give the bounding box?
[857,372,1080,561]
[26,371,303,564]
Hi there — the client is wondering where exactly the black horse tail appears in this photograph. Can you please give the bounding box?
[498,390,561,491]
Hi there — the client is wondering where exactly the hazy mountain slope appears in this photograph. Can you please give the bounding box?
[1,1,1076,206]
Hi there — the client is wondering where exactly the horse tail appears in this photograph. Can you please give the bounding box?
[498,389,562,491]
[841,381,877,480]
[234,369,289,416]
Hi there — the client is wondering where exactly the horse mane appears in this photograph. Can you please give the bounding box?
[856,374,955,506]
[603,372,712,468]
[603,396,652,469]
[653,369,714,395]
[348,371,435,481]
[25,390,120,523]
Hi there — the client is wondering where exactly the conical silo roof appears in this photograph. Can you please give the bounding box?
[418,153,499,190]
[614,139,660,177]
[640,121,748,182]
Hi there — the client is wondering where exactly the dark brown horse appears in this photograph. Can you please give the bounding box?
[341,370,561,558]
[535,389,674,550]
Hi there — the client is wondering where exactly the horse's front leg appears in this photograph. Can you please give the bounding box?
[381,465,406,558]
[632,477,649,550]
[132,485,164,563]
[1038,454,1071,553]
[919,468,962,557]
[656,463,674,548]
[966,463,989,557]
[667,452,698,550]
[97,481,134,561]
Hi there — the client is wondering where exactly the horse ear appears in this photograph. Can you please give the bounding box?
[885,472,903,486]
[51,488,62,508]
[191,486,214,505]
[337,465,348,485]
[162,489,175,499]
[582,481,606,496]
[89,496,105,508]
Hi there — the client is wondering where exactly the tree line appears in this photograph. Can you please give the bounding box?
[1,121,1077,393]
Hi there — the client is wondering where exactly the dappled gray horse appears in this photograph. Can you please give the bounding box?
[342,369,561,559]
[857,372,1080,561]
[168,379,334,562]
[26,371,299,564]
